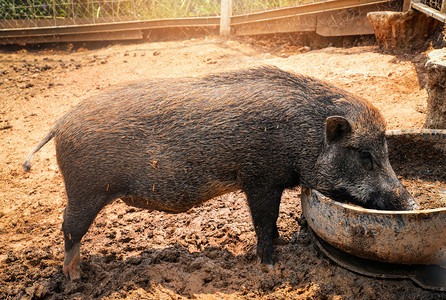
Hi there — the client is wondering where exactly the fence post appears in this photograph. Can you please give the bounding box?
[220,0,232,36]
[52,0,56,19]
[402,0,411,11]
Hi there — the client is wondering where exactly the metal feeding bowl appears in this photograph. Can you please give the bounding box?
[301,129,446,290]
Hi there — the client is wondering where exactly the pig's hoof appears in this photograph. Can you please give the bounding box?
[63,258,81,281]
[261,263,275,273]
[273,236,288,245]
[63,264,81,281]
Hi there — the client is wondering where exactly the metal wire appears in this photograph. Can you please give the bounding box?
[232,0,320,15]
[0,0,415,32]
[0,0,221,26]
[421,0,443,11]
[0,0,330,23]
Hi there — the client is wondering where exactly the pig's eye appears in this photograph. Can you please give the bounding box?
[359,150,373,170]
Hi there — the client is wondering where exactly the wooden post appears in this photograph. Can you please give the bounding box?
[220,0,232,36]
[52,0,56,19]
[402,0,411,11]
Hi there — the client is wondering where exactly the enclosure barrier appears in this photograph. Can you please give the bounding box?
[411,0,446,22]
[0,0,408,44]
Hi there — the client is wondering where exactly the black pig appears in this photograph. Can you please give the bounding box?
[24,66,417,280]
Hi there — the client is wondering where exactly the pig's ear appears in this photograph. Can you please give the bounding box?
[325,116,352,144]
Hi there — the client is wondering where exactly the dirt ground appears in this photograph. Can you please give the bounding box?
[1,35,445,299]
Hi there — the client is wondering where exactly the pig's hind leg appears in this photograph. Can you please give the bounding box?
[244,185,283,269]
[62,193,108,280]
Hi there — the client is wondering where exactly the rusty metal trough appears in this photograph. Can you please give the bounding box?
[302,188,446,265]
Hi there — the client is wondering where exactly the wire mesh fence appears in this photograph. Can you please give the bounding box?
[0,1,225,30]
[0,0,222,20]
[232,0,319,15]
[421,0,444,11]
[0,0,402,38]
[0,0,330,28]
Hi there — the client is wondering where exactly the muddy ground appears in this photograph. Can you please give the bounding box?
[1,35,445,299]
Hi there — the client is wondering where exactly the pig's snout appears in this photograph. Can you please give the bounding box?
[399,191,419,210]
[371,181,419,211]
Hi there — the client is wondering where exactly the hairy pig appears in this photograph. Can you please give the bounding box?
[24,66,417,280]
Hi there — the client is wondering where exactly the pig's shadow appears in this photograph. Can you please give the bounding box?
[48,226,332,298]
